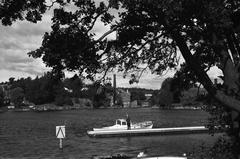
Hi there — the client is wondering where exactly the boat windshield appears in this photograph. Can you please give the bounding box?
[116,120,121,125]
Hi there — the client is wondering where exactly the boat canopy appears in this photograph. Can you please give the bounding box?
[115,119,127,126]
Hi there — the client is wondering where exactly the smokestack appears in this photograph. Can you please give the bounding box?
[214,78,218,85]
[113,74,116,105]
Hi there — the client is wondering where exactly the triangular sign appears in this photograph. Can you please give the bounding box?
[56,126,65,138]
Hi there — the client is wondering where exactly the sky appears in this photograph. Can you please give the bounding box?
[0,4,223,90]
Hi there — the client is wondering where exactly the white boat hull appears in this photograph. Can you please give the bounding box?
[93,156,187,159]
[140,157,187,159]
[87,126,208,137]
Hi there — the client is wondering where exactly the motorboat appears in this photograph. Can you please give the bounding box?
[92,152,187,159]
[93,119,153,131]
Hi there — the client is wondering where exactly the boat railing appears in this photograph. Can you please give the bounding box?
[132,121,153,127]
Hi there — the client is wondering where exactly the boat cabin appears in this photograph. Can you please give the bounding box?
[115,119,128,126]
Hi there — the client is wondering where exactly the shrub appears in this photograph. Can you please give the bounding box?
[64,97,73,106]
[188,136,238,159]
[55,95,73,106]
[55,95,65,106]
[73,98,80,104]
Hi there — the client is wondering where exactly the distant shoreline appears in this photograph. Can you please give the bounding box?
[0,104,203,113]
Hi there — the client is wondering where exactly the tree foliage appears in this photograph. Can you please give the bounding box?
[130,91,146,102]
[25,73,59,104]
[91,81,113,108]
[157,78,174,107]
[3,73,113,107]
[9,87,24,107]
[188,136,239,159]
[64,74,83,97]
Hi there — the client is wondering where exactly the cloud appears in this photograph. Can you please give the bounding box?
[0,52,33,64]
[104,70,175,90]
[91,20,117,40]
[0,12,52,82]
[0,7,118,84]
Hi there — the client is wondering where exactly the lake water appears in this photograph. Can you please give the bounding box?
[0,108,221,158]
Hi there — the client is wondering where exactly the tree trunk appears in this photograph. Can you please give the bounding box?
[212,33,240,147]
[170,30,240,112]
[170,29,240,158]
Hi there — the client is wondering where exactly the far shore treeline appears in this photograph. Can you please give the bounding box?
[0,72,206,109]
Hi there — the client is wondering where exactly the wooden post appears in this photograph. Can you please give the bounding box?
[59,138,63,149]
[113,74,116,105]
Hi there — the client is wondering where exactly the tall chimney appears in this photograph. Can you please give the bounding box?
[113,74,116,105]
[214,78,218,85]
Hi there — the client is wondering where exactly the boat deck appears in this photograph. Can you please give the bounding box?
[87,126,208,137]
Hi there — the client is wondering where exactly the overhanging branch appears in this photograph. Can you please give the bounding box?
[169,28,240,112]
[170,30,216,95]
[96,26,118,42]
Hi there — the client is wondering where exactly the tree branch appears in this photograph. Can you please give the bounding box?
[226,33,239,65]
[168,27,240,112]
[86,7,110,34]
[169,29,216,95]
[96,25,118,42]
[46,0,57,10]
[232,32,240,57]
[137,65,149,81]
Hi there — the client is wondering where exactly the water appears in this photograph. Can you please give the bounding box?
[0,108,220,158]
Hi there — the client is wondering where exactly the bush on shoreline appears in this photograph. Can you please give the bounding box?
[188,136,238,159]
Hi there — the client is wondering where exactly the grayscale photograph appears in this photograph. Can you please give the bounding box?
[0,0,240,158]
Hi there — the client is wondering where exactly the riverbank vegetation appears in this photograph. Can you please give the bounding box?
[0,73,112,108]
[0,73,207,110]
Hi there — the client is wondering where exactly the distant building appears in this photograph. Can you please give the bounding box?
[141,101,150,107]
[141,93,153,107]
[145,94,152,98]
[130,100,138,107]
[73,98,93,108]
[118,89,131,107]
[0,84,11,105]
[7,105,15,109]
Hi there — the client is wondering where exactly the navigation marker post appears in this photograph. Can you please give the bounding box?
[56,126,65,149]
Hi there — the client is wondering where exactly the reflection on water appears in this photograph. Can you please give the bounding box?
[0,108,220,158]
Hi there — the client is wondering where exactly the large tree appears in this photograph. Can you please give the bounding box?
[157,78,174,108]
[9,87,24,107]
[1,0,240,157]
[0,87,4,107]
